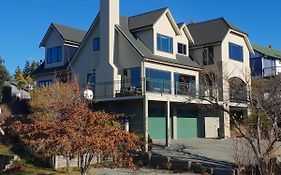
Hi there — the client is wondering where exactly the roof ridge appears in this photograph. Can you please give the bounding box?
[186,17,224,26]
[129,6,168,19]
[52,23,86,32]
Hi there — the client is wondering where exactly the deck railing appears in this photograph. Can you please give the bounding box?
[84,79,247,103]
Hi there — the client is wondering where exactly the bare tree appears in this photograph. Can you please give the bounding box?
[191,66,281,175]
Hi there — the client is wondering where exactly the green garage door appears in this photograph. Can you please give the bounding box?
[177,109,198,138]
[148,107,166,140]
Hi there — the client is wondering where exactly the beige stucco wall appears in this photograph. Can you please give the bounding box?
[153,13,190,59]
[72,19,100,86]
[221,31,251,81]
[44,28,65,69]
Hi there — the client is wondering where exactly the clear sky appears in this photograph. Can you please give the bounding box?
[0,0,280,74]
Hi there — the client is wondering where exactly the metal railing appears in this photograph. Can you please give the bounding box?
[84,79,247,103]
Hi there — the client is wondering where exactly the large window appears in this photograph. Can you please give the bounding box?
[47,47,62,64]
[229,42,243,62]
[146,68,171,93]
[174,73,196,95]
[93,38,100,51]
[178,43,187,55]
[123,67,141,88]
[203,46,214,65]
[157,34,173,53]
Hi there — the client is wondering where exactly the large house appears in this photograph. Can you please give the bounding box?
[32,0,253,146]
[250,44,281,78]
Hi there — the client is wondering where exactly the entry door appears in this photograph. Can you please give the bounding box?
[205,117,220,138]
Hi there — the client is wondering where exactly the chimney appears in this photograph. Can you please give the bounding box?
[269,45,272,49]
[100,0,120,65]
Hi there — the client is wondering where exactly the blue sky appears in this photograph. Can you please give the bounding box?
[0,0,280,74]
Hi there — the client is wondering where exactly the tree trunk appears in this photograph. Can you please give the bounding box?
[66,156,71,173]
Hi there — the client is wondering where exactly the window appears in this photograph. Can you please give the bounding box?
[174,73,196,95]
[38,80,52,87]
[229,42,243,62]
[157,34,173,53]
[203,47,214,65]
[47,47,62,64]
[178,43,187,55]
[123,67,141,88]
[146,68,171,93]
[93,38,100,51]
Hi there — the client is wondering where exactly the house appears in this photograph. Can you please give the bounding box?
[3,81,31,100]
[31,23,86,85]
[32,0,253,146]
[250,44,281,78]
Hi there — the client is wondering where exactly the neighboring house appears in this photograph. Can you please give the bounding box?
[32,0,253,143]
[31,23,86,85]
[250,44,281,78]
[3,81,31,100]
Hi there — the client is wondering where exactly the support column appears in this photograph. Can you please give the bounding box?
[166,100,171,147]
[143,96,149,152]
[172,107,177,140]
[219,105,231,138]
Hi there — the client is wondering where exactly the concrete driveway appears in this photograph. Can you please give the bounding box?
[153,138,238,169]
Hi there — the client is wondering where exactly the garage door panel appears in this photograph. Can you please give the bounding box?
[148,116,166,140]
[177,116,198,138]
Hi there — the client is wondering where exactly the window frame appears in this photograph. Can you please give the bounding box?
[47,46,62,64]
[177,43,187,55]
[229,42,243,62]
[203,46,214,65]
[93,37,100,51]
[157,34,173,54]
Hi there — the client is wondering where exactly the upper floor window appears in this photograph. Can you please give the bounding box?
[47,47,62,64]
[178,43,187,55]
[203,46,214,65]
[157,34,173,54]
[229,42,243,62]
[93,38,100,51]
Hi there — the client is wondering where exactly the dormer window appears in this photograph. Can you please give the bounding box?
[178,43,187,55]
[47,46,62,64]
[157,34,173,54]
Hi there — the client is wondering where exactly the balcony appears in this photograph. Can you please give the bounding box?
[87,79,246,104]
[263,66,281,77]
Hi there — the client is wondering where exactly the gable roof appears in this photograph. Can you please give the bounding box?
[128,7,168,31]
[40,23,86,47]
[252,44,281,59]
[118,16,201,69]
[187,17,246,47]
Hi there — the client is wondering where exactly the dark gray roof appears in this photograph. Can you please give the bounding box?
[187,18,247,47]
[53,23,86,44]
[128,7,167,31]
[118,16,201,69]
[31,61,68,77]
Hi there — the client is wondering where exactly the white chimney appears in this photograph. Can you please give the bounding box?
[96,0,120,96]
[100,0,119,65]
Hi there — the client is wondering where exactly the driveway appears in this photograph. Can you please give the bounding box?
[153,138,238,169]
